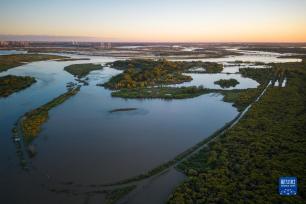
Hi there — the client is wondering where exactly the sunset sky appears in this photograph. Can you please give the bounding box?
[0,0,306,42]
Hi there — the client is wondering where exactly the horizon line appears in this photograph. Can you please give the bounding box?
[0,34,305,44]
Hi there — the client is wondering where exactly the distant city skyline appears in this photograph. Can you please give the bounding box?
[1,0,306,42]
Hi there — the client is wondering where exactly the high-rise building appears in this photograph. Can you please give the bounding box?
[0,41,9,47]
[101,42,112,49]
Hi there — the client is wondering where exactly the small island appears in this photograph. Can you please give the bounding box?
[109,108,138,113]
[214,78,240,88]
[0,75,36,97]
[64,63,103,78]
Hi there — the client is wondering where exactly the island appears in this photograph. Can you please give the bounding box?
[111,86,211,99]
[64,63,103,78]
[214,78,240,88]
[107,59,223,72]
[20,87,80,143]
[109,108,138,113]
[103,59,191,89]
[0,75,36,97]
[102,59,223,89]
[0,54,68,72]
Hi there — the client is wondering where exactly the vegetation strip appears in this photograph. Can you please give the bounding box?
[20,87,80,144]
[0,54,68,72]
[0,75,36,97]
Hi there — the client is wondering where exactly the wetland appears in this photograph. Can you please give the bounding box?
[0,45,304,204]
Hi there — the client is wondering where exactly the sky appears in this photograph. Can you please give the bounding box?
[0,0,306,42]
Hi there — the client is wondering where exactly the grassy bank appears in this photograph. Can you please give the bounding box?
[64,63,103,78]
[168,61,306,203]
[0,54,68,72]
[0,75,36,97]
[21,87,80,143]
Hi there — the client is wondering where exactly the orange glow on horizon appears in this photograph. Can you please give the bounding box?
[1,0,306,42]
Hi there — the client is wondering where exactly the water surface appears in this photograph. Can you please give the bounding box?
[0,50,27,55]
[31,68,238,184]
[0,54,239,203]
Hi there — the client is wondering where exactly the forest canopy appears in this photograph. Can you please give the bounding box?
[103,59,222,89]
[168,60,306,204]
